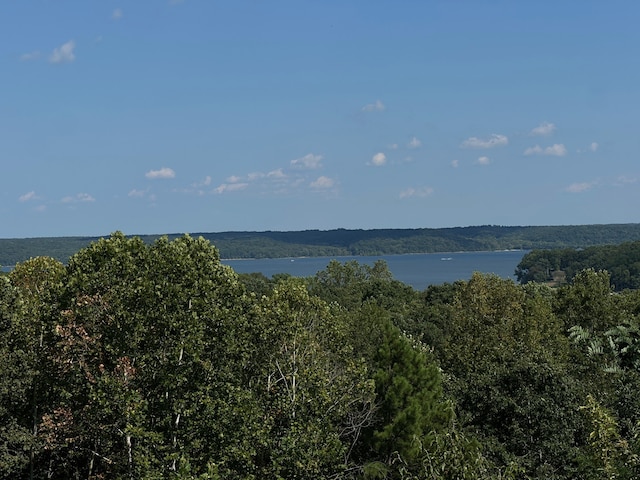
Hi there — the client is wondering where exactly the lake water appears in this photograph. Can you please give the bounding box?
[223,250,529,290]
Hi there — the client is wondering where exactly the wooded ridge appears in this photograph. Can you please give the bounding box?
[2,223,640,266]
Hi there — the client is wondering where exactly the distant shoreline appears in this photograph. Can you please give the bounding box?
[2,224,639,267]
[220,248,529,262]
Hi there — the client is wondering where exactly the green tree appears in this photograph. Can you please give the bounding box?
[437,273,583,478]
[580,395,639,480]
[6,257,66,479]
[0,275,35,476]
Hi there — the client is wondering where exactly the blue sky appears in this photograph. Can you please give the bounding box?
[2,1,639,238]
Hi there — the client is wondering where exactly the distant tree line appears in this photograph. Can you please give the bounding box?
[2,223,640,266]
[516,240,640,290]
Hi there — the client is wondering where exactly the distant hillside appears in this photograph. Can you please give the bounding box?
[516,240,640,290]
[2,223,640,266]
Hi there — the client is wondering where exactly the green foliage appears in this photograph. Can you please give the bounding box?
[517,241,640,291]
[555,269,618,332]
[4,224,640,265]
[434,273,583,478]
[351,304,451,469]
[4,234,640,479]
[0,276,35,477]
[580,395,639,479]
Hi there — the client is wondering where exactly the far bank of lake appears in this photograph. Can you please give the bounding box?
[223,250,529,290]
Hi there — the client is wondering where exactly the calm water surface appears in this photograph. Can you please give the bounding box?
[223,250,529,290]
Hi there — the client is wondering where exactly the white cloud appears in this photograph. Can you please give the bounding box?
[589,142,599,152]
[19,191,38,202]
[524,144,567,156]
[247,172,264,181]
[20,51,40,61]
[523,145,543,155]
[546,144,568,156]
[451,159,459,168]
[112,8,123,20]
[267,168,286,179]
[407,137,422,149]
[565,182,594,193]
[62,193,95,203]
[291,153,323,169]
[362,100,385,112]
[181,176,212,194]
[461,134,508,149]
[310,176,335,189]
[476,156,490,165]
[399,187,434,199]
[388,143,398,150]
[530,122,556,136]
[214,183,248,194]
[226,175,242,183]
[613,175,637,186]
[128,189,146,198]
[49,40,76,64]
[77,193,95,202]
[146,167,176,179]
[370,152,387,166]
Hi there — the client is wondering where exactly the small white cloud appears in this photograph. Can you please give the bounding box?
[214,183,248,194]
[524,145,543,155]
[267,168,286,179]
[77,193,95,202]
[530,122,556,136]
[112,8,123,20]
[613,175,637,186]
[248,172,264,181]
[19,191,38,202]
[407,137,422,149]
[203,175,212,186]
[524,144,567,157]
[362,100,385,112]
[399,187,434,199]
[62,193,95,203]
[291,153,323,169]
[20,51,41,61]
[388,143,399,150]
[565,182,594,193]
[589,142,599,152]
[146,167,176,179]
[451,159,459,168]
[49,40,76,64]
[310,176,335,189]
[128,189,146,198]
[546,144,567,156]
[226,175,242,183]
[476,156,490,165]
[370,152,387,166]
[461,134,508,149]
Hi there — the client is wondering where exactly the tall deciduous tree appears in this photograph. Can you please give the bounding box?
[439,273,583,478]
[7,257,66,479]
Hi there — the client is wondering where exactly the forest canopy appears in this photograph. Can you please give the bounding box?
[516,240,640,290]
[2,233,640,478]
